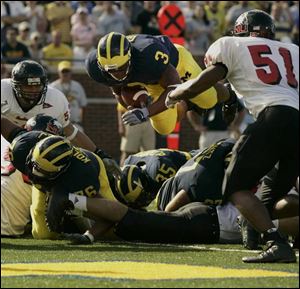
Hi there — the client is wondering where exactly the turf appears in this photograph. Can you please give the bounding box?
[1,237,299,288]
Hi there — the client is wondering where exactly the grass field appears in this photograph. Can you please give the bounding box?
[1,237,299,288]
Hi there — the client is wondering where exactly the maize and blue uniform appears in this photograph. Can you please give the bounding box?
[9,130,116,239]
[157,138,236,210]
[86,34,217,134]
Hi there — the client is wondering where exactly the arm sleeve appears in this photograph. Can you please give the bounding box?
[30,186,59,239]
[204,37,234,78]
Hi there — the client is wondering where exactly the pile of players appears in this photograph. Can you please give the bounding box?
[1,9,298,263]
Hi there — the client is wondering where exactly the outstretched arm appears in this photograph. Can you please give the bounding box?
[166,64,228,103]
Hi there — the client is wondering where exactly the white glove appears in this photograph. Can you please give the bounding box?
[122,107,149,126]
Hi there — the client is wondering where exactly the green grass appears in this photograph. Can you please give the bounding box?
[1,237,299,288]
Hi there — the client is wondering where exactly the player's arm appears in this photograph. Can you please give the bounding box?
[111,86,128,109]
[63,122,96,151]
[1,115,26,142]
[167,64,227,103]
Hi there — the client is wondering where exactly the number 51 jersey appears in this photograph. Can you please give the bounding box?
[204,36,299,118]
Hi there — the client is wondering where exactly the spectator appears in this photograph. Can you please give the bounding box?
[204,1,226,41]
[1,1,28,42]
[42,30,73,69]
[16,21,31,47]
[24,1,47,36]
[185,4,213,57]
[1,26,31,64]
[1,63,9,79]
[271,1,294,42]
[71,3,94,26]
[71,1,95,14]
[96,2,131,40]
[133,1,160,35]
[28,32,43,62]
[50,61,88,132]
[117,104,156,166]
[45,1,74,45]
[181,1,199,22]
[187,102,245,150]
[71,7,97,67]
[91,1,105,22]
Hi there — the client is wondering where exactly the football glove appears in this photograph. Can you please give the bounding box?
[62,232,94,245]
[222,83,238,125]
[46,192,74,233]
[122,107,149,125]
[94,148,122,180]
[165,84,181,108]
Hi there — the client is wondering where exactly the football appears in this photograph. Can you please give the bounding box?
[121,86,150,108]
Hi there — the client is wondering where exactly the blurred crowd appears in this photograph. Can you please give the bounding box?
[1,1,299,70]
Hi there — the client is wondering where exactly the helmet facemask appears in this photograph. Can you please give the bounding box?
[97,32,132,83]
[11,60,48,112]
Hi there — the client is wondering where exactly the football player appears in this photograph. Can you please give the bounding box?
[7,130,117,240]
[165,10,298,263]
[115,149,191,208]
[1,114,64,237]
[24,128,295,246]
[156,138,235,212]
[1,60,120,237]
[86,32,233,135]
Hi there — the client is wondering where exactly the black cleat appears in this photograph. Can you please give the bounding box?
[242,241,296,263]
[237,216,261,250]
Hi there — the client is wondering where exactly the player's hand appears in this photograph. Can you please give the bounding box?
[222,83,238,125]
[165,84,181,108]
[122,107,149,126]
[46,192,74,233]
[94,148,122,180]
[62,233,93,245]
[102,158,122,180]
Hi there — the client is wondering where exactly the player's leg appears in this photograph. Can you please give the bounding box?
[119,124,141,166]
[224,106,298,262]
[174,44,218,109]
[1,172,32,236]
[115,202,220,244]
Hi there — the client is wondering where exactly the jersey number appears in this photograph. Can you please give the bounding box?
[248,45,298,88]
[155,51,169,64]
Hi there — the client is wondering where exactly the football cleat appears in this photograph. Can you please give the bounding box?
[242,240,296,263]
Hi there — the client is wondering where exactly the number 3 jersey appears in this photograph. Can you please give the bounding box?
[204,36,299,118]
[86,34,179,89]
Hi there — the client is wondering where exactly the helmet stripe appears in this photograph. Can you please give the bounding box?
[50,149,73,165]
[106,32,114,61]
[39,139,67,159]
[120,35,124,57]
[127,165,135,193]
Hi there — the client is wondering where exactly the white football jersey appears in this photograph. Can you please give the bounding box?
[204,36,299,118]
[1,78,71,235]
[1,78,70,127]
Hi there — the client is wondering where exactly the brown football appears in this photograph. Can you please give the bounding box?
[121,86,149,108]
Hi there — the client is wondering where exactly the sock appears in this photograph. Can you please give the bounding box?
[263,227,286,243]
[272,219,279,229]
[68,193,87,211]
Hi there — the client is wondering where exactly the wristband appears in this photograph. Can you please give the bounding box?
[67,126,79,141]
